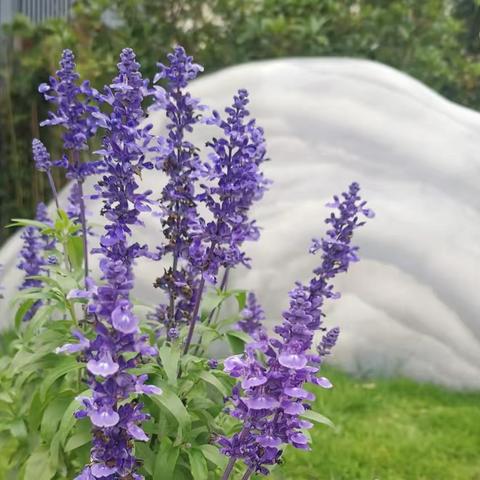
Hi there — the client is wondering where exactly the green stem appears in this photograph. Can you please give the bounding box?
[241,467,254,480]
[221,457,237,480]
[183,276,206,355]
[66,300,78,326]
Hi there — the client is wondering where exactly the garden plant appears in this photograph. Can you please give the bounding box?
[0,45,373,480]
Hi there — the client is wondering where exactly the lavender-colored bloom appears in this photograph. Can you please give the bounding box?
[67,182,82,222]
[237,292,265,338]
[150,46,205,335]
[17,203,54,320]
[39,49,98,153]
[221,183,373,476]
[39,49,104,279]
[183,89,270,353]
[32,138,52,172]
[198,89,270,281]
[208,358,219,369]
[57,49,159,480]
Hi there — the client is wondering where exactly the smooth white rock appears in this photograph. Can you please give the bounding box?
[1,57,479,389]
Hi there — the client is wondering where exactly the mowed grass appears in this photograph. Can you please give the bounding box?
[271,368,480,480]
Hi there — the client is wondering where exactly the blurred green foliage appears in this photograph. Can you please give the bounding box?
[2,0,480,243]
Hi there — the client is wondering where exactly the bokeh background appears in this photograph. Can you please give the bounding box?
[1,2,480,479]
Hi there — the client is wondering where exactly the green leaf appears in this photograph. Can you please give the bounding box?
[64,420,91,452]
[198,371,228,397]
[66,236,84,271]
[200,289,229,320]
[135,442,155,475]
[301,410,336,430]
[8,218,49,230]
[199,444,228,470]
[57,390,88,446]
[9,419,27,439]
[188,448,208,480]
[24,447,55,480]
[41,395,72,441]
[154,437,180,480]
[234,289,248,311]
[40,356,82,401]
[151,383,191,437]
[14,299,35,329]
[226,330,250,354]
[159,344,180,387]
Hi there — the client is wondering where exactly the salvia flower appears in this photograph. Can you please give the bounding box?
[17,202,53,320]
[237,292,266,338]
[150,46,205,334]
[32,138,52,172]
[39,49,99,153]
[57,49,160,480]
[220,183,373,477]
[182,90,270,354]
[197,89,270,281]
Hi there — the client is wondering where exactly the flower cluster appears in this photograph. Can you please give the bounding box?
[150,46,205,338]
[39,49,104,278]
[39,49,98,155]
[237,292,265,338]
[58,49,160,480]
[25,43,374,480]
[220,183,374,477]
[17,202,53,320]
[197,89,270,281]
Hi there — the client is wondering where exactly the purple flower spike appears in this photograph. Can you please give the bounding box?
[221,183,373,476]
[39,49,99,152]
[55,48,159,479]
[237,292,265,338]
[17,202,54,321]
[32,139,52,172]
[197,89,270,282]
[150,46,206,336]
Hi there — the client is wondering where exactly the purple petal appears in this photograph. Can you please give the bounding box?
[89,406,120,427]
[111,304,139,334]
[278,352,308,370]
[257,435,282,447]
[38,83,50,93]
[313,376,333,389]
[55,342,84,354]
[299,420,314,429]
[74,467,95,480]
[223,355,245,376]
[67,288,91,300]
[127,422,149,441]
[290,432,309,445]
[281,400,305,415]
[284,387,315,401]
[242,375,267,389]
[90,464,118,477]
[87,351,119,377]
[243,395,280,410]
[136,383,162,396]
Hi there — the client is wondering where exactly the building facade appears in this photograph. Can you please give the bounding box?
[0,0,74,25]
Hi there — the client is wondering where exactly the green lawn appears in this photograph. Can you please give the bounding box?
[272,368,480,480]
